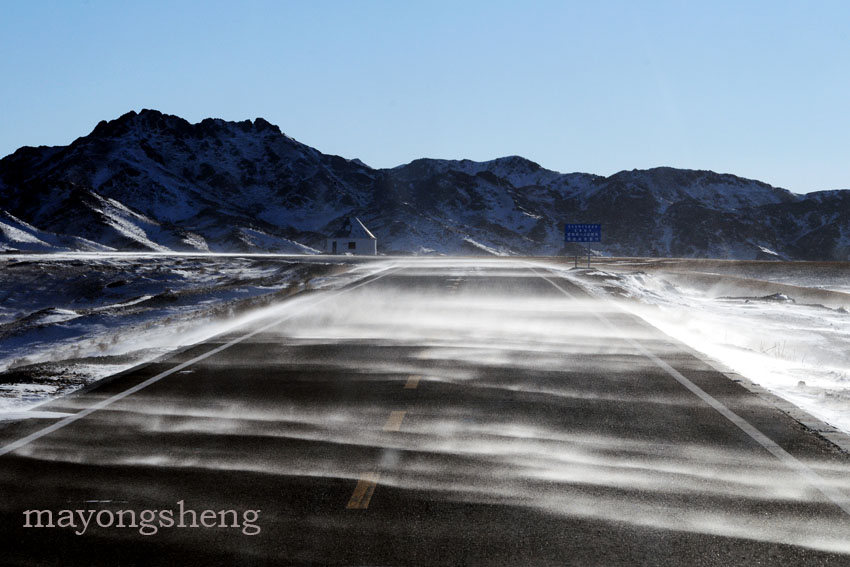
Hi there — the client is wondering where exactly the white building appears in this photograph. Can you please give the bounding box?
[326,216,377,255]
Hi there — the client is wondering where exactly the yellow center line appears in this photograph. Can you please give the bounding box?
[346,395,411,509]
[404,375,421,389]
[346,472,380,509]
[383,410,407,431]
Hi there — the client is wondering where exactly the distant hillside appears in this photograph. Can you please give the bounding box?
[1,109,848,259]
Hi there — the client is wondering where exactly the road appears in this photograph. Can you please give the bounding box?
[2,259,850,566]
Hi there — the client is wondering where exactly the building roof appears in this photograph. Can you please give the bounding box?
[330,217,376,240]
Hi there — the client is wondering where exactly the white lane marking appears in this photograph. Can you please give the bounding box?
[0,265,401,458]
[530,266,850,517]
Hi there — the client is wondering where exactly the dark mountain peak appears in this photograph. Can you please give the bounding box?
[598,167,802,215]
[137,109,193,136]
[231,117,285,136]
[390,158,446,177]
[253,117,281,135]
[806,189,850,203]
[197,117,227,134]
[89,109,193,139]
[137,108,162,118]
[1,143,63,166]
[404,157,442,167]
[86,111,290,150]
[488,155,542,171]
[395,155,546,178]
[610,167,793,194]
[611,166,705,187]
[90,111,136,138]
[194,115,285,138]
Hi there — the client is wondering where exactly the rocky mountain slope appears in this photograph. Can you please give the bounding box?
[1,109,848,259]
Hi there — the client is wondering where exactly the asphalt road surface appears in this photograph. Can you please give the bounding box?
[2,259,850,566]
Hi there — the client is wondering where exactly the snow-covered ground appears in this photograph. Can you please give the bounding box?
[0,253,366,417]
[561,263,850,436]
[609,258,850,294]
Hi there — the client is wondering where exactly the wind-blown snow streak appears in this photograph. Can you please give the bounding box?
[564,263,850,435]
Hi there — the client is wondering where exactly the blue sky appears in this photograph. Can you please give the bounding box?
[1,0,848,193]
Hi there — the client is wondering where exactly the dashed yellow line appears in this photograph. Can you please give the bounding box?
[404,375,421,389]
[346,472,380,509]
[346,404,410,509]
[383,410,406,431]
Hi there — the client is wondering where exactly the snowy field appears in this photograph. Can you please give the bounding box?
[560,259,850,437]
[0,254,363,417]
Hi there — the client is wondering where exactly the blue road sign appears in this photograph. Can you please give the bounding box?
[564,224,601,243]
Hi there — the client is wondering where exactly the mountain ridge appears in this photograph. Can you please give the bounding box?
[1,109,848,260]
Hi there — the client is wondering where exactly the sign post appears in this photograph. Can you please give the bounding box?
[564,224,601,268]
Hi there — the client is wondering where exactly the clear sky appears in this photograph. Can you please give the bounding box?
[1,0,848,193]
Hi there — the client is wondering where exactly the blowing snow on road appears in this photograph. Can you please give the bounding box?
[1,257,850,565]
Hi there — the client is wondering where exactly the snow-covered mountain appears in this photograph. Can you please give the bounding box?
[1,109,848,259]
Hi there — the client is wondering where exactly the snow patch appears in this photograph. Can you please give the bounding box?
[462,237,511,256]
